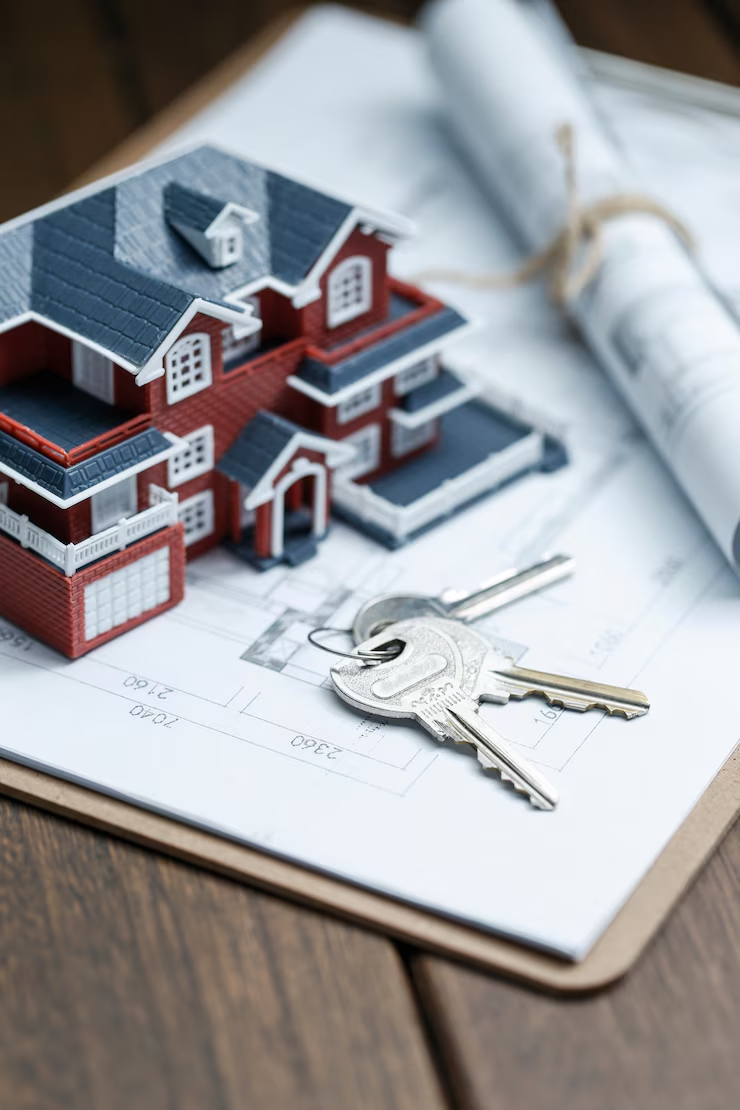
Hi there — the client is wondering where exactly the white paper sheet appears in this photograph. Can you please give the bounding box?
[426,0,740,570]
[2,5,740,958]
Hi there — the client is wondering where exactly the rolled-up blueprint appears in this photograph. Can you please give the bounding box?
[424,0,740,569]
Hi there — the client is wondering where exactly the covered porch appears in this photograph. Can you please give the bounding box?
[218,411,354,569]
[332,400,567,548]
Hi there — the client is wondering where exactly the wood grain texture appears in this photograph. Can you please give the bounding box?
[0,0,138,221]
[556,0,740,83]
[1,1,740,1107]
[414,817,740,1110]
[0,0,425,222]
[0,796,446,1110]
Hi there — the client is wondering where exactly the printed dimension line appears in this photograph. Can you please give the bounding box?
[0,645,434,797]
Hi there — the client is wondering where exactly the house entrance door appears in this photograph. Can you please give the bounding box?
[271,461,327,559]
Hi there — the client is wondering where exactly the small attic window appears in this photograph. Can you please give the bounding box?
[211,218,243,267]
[163,182,255,270]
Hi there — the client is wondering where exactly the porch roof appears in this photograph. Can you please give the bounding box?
[0,426,178,505]
[217,412,303,489]
[217,411,354,509]
[294,306,468,396]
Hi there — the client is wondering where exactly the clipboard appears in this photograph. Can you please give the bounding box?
[2,8,739,993]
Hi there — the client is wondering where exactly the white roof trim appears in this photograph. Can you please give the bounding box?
[388,382,477,428]
[244,431,355,509]
[286,320,475,407]
[0,432,186,510]
[224,274,300,304]
[206,202,259,237]
[291,207,414,308]
[134,297,258,382]
[0,298,255,381]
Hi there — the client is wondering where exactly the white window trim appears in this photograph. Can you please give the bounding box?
[340,423,381,479]
[391,419,436,459]
[178,489,215,546]
[167,425,215,488]
[336,381,382,425]
[394,357,438,397]
[165,333,212,405]
[90,475,138,534]
[327,256,372,329]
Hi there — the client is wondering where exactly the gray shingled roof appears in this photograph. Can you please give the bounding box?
[0,145,356,369]
[217,412,305,489]
[0,369,140,452]
[296,307,468,395]
[0,427,173,500]
[163,182,226,233]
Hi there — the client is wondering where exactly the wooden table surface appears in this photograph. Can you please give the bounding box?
[2,2,740,1106]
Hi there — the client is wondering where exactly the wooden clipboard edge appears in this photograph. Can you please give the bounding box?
[1,750,738,993]
[14,5,738,990]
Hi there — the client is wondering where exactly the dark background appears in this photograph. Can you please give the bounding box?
[5,0,740,222]
[2,3,740,1108]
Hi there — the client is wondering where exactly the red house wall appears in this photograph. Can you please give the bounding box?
[113,364,147,411]
[148,314,305,457]
[6,481,91,543]
[299,228,390,349]
[0,323,72,387]
[0,523,185,659]
[140,463,232,561]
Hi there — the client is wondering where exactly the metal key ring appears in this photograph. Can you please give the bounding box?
[307,626,401,663]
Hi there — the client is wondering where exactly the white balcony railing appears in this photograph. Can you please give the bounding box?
[0,485,179,576]
[332,431,545,544]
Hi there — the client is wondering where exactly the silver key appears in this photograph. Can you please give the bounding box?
[331,619,559,810]
[352,553,575,643]
[423,617,649,718]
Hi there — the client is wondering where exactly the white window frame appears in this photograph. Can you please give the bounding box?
[336,381,382,425]
[327,256,372,329]
[167,425,215,488]
[340,424,381,479]
[0,481,8,505]
[391,419,436,458]
[394,357,438,397]
[90,475,138,534]
[178,490,215,546]
[72,342,115,404]
[165,333,212,404]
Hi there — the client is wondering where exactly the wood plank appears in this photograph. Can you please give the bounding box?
[0,0,139,222]
[556,0,740,83]
[412,816,740,1110]
[81,0,422,134]
[0,796,446,1110]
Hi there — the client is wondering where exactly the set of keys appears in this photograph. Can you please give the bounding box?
[318,554,650,811]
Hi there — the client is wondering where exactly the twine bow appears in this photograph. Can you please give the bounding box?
[415,123,696,307]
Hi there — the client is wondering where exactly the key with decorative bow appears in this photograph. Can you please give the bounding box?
[331,617,560,810]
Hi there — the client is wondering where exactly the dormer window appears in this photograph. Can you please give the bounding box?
[163,182,257,270]
[210,215,243,267]
[327,257,372,328]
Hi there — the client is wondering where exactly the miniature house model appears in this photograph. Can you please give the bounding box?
[0,146,563,658]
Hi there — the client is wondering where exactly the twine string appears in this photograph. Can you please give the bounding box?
[414,124,696,307]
